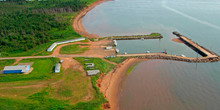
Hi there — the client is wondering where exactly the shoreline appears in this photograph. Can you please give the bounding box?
[73,0,111,38]
[99,58,146,110]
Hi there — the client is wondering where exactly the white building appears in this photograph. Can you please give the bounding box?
[87,70,100,76]
[55,63,61,73]
[47,37,86,52]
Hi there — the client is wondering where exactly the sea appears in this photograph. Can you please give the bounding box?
[82,0,220,109]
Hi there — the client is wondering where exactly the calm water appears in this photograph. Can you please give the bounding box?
[82,0,220,109]
[120,60,220,110]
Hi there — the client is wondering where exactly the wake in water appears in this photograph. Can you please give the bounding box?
[161,0,220,30]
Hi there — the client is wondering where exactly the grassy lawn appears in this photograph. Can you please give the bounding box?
[73,57,115,109]
[74,57,115,73]
[0,58,59,82]
[81,0,98,5]
[0,62,96,110]
[60,44,89,54]
[50,69,93,103]
[0,59,15,70]
[106,57,127,64]
[88,37,106,42]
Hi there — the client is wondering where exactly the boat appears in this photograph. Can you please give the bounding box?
[181,54,186,57]
[146,51,150,53]
[115,49,120,53]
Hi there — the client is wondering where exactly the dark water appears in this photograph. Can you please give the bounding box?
[82,0,220,109]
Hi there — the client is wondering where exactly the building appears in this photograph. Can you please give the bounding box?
[87,70,100,76]
[3,65,30,74]
[55,63,61,73]
[47,38,86,52]
[85,63,95,68]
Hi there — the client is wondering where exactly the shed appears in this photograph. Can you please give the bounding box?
[87,70,100,76]
[105,46,113,50]
[55,63,61,73]
[85,63,95,68]
[3,65,30,74]
[47,38,86,52]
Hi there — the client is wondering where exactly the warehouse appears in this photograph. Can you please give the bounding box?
[47,37,86,52]
[3,65,30,74]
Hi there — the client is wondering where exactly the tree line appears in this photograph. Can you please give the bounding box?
[0,0,88,54]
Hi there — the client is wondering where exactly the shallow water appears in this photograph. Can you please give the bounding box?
[82,0,220,109]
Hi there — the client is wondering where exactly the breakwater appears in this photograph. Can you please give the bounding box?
[109,33,163,40]
[117,53,220,63]
[116,32,220,63]
[173,32,219,57]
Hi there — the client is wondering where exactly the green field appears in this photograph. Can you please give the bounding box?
[106,57,127,64]
[73,57,115,109]
[0,58,59,82]
[60,44,89,54]
[74,57,115,73]
[0,57,99,110]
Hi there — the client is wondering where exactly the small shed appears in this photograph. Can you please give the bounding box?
[55,63,61,73]
[87,70,100,76]
[105,46,113,50]
[3,65,30,74]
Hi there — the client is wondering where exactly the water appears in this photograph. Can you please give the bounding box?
[82,0,220,109]
[119,60,220,110]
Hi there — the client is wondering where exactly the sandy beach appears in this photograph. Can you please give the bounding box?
[172,38,184,43]
[73,0,111,38]
[99,58,146,110]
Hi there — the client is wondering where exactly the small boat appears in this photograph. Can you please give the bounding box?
[146,51,150,53]
[181,54,186,57]
[124,52,127,54]
[115,49,120,53]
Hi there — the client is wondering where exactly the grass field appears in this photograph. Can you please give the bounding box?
[49,69,93,103]
[106,57,127,64]
[0,59,15,70]
[0,58,98,110]
[0,58,59,82]
[60,44,89,54]
[73,57,115,109]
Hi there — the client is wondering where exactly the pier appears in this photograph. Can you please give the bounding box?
[116,32,220,63]
[172,32,219,58]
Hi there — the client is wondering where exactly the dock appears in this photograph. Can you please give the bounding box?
[173,32,218,57]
